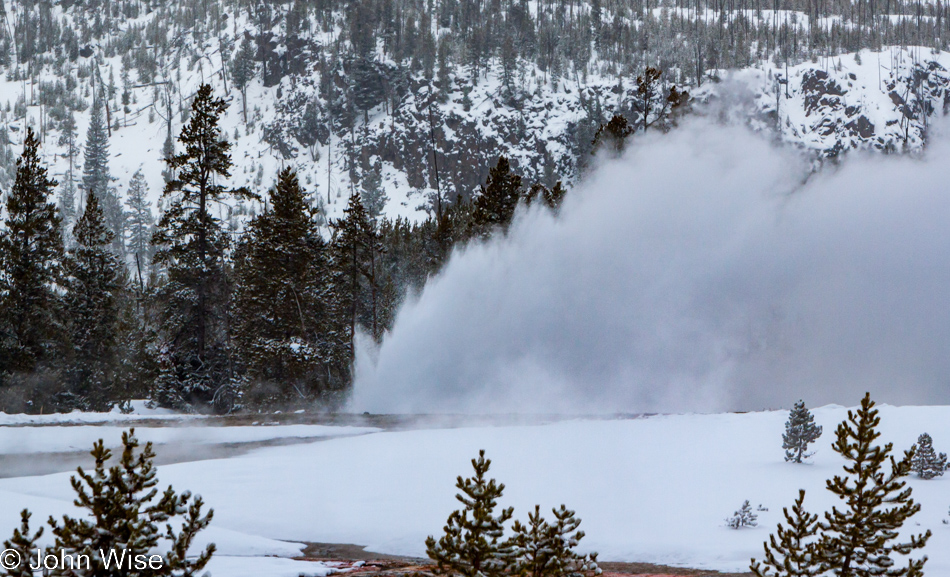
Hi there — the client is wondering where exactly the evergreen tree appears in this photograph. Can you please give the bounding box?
[0,127,64,376]
[47,429,215,577]
[909,433,947,479]
[329,192,383,369]
[543,182,567,213]
[160,133,176,184]
[511,505,600,577]
[58,111,80,234]
[125,169,153,273]
[58,112,80,196]
[525,181,568,213]
[233,168,328,405]
[751,490,821,577]
[636,67,662,131]
[591,115,633,156]
[81,95,112,204]
[152,83,256,410]
[783,400,823,463]
[58,179,77,239]
[360,158,388,221]
[230,38,256,124]
[726,500,758,529]
[63,191,123,412]
[471,156,523,238]
[426,450,515,577]
[816,393,930,577]
[81,95,125,254]
[1,510,43,577]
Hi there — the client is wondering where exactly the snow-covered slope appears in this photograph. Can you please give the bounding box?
[728,46,950,155]
[0,406,948,574]
[4,0,948,235]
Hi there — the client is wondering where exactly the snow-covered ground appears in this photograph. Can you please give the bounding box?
[0,405,948,575]
[0,423,378,455]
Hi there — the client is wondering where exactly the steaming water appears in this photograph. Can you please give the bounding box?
[353,120,950,414]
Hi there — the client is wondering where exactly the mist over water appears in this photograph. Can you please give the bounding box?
[352,120,950,414]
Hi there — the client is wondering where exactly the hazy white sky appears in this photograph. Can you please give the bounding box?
[353,119,950,414]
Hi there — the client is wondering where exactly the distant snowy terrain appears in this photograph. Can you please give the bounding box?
[0,405,948,575]
[0,423,378,454]
[4,10,947,232]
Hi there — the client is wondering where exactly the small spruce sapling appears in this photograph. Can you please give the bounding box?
[783,400,822,463]
[727,500,758,529]
[511,505,600,577]
[426,450,515,577]
[1,510,43,577]
[909,433,947,479]
[47,429,215,577]
[750,490,820,577]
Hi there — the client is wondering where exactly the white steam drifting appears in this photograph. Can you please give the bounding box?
[353,120,950,414]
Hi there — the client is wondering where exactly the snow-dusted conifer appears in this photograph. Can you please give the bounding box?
[512,505,600,577]
[816,393,929,576]
[47,429,215,577]
[750,490,820,577]
[471,156,523,238]
[726,500,758,529]
[783,400,822,463]
[360,158,388,222]
[1,510,42,577]
[152,84,257,409]
[910,432,947,479]
[125,168,153,269]
[63,190,123,411]
[0,127,64,375]
[426,450,515,577]
[233,168,327,404]
[81,97,111,202]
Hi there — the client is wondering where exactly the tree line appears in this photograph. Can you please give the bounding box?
[0,83,567,414]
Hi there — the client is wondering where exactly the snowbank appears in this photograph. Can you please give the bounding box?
[0,406,947,573]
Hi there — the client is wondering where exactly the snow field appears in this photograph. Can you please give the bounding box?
[0,423,379,455]
[0,405,948,574]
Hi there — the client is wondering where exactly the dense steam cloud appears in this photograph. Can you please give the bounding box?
[352,120,950,414]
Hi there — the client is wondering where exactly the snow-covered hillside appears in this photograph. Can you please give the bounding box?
[733,46,950,155]
[1,405,948,575]
[4,0,949,233]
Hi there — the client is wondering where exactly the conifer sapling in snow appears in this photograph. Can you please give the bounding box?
[750,490,820,577]
[426,450,515,577]
[783,400,822,463]
[511,505,600,577]
[909,433,947,479]
[46,428,215,577]
[726,500,758,529]
[1,510,42,577]
[816,393,929,576]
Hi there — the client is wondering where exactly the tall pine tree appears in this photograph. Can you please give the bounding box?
[63,190,124,411]
[81,94,125,256]
[233,168,328,405]
[328,192,383,380]
[152,84,256,410]
[125,168,153,278]
[0,128,64,378]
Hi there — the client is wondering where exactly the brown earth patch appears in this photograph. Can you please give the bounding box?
[296,543,753,577]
